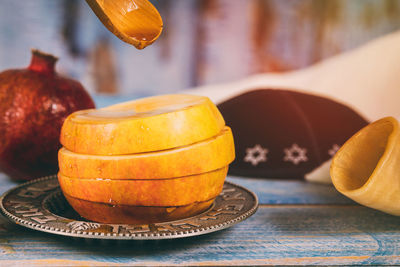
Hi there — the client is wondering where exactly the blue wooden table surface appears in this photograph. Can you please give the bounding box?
[1,96,400,266]
[1,173,400,266]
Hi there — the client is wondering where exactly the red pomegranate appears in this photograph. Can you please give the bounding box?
[0,50,95,181]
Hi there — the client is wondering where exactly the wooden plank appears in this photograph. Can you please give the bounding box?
[1,205,400,265]
[227,176,353,205]
[0,174,18,197]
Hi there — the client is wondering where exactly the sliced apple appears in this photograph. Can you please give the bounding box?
[58,167,227,206]
[64,194,214,224]
[60,94,225,155]
[59,127,234,179]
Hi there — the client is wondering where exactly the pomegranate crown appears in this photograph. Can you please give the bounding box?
[29,49,58,74]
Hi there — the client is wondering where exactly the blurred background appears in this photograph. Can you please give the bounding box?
[0,0,400,99]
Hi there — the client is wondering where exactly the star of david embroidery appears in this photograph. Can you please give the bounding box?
[283,143,308,165]
[244,144,268,166]
[328,144,340,157]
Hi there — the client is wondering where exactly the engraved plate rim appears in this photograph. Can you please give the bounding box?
[0,175,258,240]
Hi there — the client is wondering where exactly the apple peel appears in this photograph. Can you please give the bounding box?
[64,193,214,224]
[60,94,225,155]
[59,127,234,179]
[331,116,400,216]
[58,167,228,206]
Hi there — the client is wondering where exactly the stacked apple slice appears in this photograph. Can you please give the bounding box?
[58,94,235,224]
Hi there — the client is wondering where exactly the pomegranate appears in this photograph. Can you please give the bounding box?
[0,50,95,181]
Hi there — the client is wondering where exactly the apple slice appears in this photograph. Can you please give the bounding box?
[59,127,234,179]
[60,94,225,155]
[58,167,228,206]
[64,194,214,224]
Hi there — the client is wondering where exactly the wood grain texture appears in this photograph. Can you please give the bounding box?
[227,176,354,205]
[1,204,400,265]
[0,143,392,266]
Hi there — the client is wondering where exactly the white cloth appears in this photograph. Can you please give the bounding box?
[185,30,400,122]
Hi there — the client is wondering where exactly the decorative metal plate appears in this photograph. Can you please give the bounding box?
[0,175,258,240]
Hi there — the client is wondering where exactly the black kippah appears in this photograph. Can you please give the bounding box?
[217,89,369,179]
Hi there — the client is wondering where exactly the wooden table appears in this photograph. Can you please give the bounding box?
[1,173,400,266]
